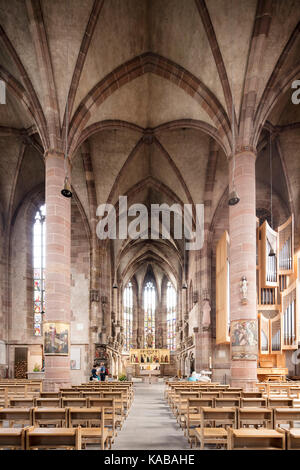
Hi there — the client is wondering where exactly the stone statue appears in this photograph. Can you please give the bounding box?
[240,276,248,304]
[202,299,211,329]
[146,332,153,348]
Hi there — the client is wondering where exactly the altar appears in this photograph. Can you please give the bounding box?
[140,364,161,383]
[129,348,170,380]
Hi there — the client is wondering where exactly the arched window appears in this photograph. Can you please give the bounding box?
[123,282,133,351]
[33,204,46,336]
[167,281,176,350]
[144,281,156,348]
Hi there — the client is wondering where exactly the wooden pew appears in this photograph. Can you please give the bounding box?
[0,408,32,428]
[88,398,117,440]
[214,398,240,408]
[175,392,200,422]
[238,408,273,428]
[40,392,60,399]
[61,398,88,408]
[240,398,267,408]
[273,408,300,429]
[34,398,62,408]
[87,398,116,448]
[268,397,294,408]
[200,391,220,400]
[101,392,127,423]
[0,427,27,449]
[242,392,263,398]
[194,407,236,450]
[9,397,35,408]
[32,408,68,427]
[68,408,108,449]
[221,391,241,398]
[25,426,81,450]
[286,429,300,449]
[60,391,82,398]
[228,428,285,450]
[183,398,214,447]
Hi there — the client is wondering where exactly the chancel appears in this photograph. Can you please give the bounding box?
[0,0,300,452]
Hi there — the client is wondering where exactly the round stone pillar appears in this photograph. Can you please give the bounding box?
[44,151,71,391]
[229,150,258,390]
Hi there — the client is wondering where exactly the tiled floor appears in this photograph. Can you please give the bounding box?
[111,382,190,450]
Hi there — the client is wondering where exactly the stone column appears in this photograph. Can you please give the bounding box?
[44,151,71,391]
[229,150,257,390]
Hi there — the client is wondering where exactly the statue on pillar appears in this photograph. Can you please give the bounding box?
[202,299,211,330]
[146,332,153,348]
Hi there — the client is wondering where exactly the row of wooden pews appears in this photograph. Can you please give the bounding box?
[165,380,300,450]
[0,379,134,450]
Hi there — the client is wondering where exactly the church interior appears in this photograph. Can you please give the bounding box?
[0,0,300,451]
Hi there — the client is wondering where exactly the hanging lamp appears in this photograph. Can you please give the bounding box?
[228,46,239,206]
[269,132,275,257]
[61,26,72,199]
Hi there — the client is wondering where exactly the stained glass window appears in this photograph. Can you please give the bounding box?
[123,282,133,351]
[33,204,46,336]
[167,281,176,350]
[144,281,156,348]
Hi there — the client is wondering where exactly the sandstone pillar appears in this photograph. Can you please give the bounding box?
[229,150,258,390]
[44,151,71,390]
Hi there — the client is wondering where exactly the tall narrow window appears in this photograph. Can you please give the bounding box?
[33,204,46,336]
[144,281,156,348]
[167,281,176,350]
[123,282,133,351]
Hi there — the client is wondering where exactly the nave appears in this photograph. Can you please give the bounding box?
[112,383,189,450]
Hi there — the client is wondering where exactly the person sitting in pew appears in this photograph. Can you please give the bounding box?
[90,367,100,381]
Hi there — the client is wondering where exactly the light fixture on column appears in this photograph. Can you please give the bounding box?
[228,63,239,206]
[268,131,275,257]
[61,100,72,198]
[113,269,118,289]
[228,189,240,206]
[61,34,72,199]
[61,176,72,198]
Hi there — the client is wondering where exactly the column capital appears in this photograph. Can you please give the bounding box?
[44,149,65,159]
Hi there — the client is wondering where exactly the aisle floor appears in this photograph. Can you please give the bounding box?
[112,382,190,450]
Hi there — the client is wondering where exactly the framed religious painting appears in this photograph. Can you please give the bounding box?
[231,320,258,360]
[44,321,70,355]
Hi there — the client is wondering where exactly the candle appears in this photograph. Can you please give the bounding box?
[209,356,212,369]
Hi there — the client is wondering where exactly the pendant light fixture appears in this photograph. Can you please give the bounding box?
[228,18,239,207]
[61,16,72,199]
[61,96,72,198]
[228,94,240,205]
[269,132,275,257]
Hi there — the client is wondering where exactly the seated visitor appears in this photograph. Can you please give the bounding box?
[90,367,99,381]
[196,370,211,383]
[188,371,198,382]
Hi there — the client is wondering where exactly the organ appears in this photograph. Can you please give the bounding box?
[216,214,299,380]
[257,215,298,379]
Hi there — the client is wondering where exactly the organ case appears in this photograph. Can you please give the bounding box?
[216,230,230,344]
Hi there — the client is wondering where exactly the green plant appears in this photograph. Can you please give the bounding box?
[118,374,127,381]
[33,363,41,372]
